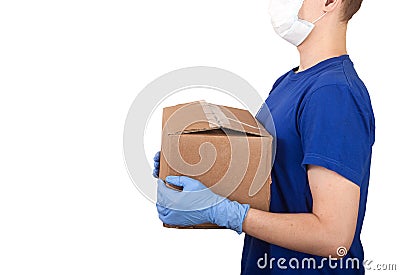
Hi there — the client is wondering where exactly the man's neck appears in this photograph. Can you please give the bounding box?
[296,24,348,72]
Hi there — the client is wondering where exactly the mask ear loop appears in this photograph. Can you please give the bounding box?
[312,11,328,24]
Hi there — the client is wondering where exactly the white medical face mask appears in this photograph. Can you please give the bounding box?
[268,0,327,46]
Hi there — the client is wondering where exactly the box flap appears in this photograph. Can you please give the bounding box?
[162,101,271,137]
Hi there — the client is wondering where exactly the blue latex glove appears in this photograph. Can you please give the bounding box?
[157,176,250,234]
[152,151,160,178]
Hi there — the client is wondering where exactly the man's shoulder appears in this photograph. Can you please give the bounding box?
[311,65,351,91]
[301,60,374,125]
[311,57,366,92]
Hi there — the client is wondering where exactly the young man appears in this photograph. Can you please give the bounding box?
[154,0,374,274]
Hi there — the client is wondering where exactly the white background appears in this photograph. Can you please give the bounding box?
[0,0,399,274]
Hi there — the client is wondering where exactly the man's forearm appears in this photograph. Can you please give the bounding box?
[242,208,351,258]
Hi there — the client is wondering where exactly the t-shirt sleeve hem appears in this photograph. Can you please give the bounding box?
[302,153,362,186]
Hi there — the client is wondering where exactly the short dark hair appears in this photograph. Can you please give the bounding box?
[341,0,363,22]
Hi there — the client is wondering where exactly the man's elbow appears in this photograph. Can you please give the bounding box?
[320,229,355,258]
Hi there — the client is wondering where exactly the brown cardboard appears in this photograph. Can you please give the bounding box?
[159,101,273,229]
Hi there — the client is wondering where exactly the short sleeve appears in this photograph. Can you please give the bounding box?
[298,85,373,186]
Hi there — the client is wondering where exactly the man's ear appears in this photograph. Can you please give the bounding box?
[323,0,340,12]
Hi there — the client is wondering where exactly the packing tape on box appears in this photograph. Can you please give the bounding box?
[199,100,262,131]
[199,100,231,128]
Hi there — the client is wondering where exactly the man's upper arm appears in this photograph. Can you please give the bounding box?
[298,85,373,186]
[307,165,360,249]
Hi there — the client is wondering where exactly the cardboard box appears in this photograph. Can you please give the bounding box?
[159,101,273,228]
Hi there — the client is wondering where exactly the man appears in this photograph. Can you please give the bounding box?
[154,0,375,274]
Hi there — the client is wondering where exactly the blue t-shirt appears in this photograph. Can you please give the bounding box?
[241,55,375,274]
